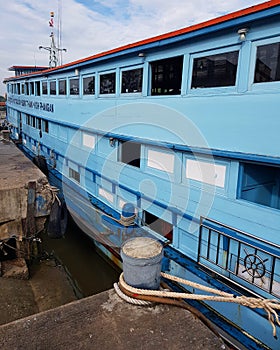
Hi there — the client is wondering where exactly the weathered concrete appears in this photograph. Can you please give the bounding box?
[1,258,29,279]
[0,260,77,326]
[0,138,53,258]
[0,288,228,350]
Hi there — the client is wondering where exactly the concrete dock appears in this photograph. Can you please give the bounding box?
[0,136,53,261]
[0,287,228,350]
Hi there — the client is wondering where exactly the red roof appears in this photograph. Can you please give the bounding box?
[8,65,48,70]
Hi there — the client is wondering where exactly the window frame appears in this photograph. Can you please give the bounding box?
[99,71,116,95]
[69,77,80,96]
[58,79,67,95]
[237,162,280,210]
[24,82,29,95]
[250,36,280,91]
[143,210,173,242]
[150,55,183,96]
[182,154,229,195]
[82,74,95,96]
[188,45,241,95]
[50,80,57,95]
[42,81,48,95]
[29,82,35,95]
[35,81,41,96]
[120,66,143,95]
[118,140,141,168]
[69,167,80,183]
[143,145,177,182]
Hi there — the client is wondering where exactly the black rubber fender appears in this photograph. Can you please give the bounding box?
[47,200,68,238]
[33,155,49,176]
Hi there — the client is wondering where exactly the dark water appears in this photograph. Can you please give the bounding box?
[40,216,120,298]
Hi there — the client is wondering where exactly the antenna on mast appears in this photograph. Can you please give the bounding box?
[39,11,67,68]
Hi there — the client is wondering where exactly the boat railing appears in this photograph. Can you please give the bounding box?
[198,217,280,298]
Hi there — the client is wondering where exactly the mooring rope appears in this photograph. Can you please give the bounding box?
[117,272,280,338]
[88,204,136,228]
[118,214,137,227]
[113,282,152,306]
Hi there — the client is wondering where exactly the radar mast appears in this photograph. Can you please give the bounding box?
[39,11,66,68]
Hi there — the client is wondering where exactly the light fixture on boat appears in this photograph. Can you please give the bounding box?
[75,68,79,76]
[138,52,145,57]
[237,28,248,41]
[109,137,116,147]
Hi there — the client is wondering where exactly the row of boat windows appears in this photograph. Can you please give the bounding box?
[18,110,280,212]
[25,114,49,133]
[7,41,280,97]
[117,140,280,210]
[64,138,280,211]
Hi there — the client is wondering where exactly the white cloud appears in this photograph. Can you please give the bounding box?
[0,0,265,96]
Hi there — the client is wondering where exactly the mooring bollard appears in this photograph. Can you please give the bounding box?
[121,237,163,290]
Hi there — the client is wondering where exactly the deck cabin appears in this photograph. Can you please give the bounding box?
[4,1,280,348]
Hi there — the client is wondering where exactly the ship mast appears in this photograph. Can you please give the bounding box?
[39,11,66,68]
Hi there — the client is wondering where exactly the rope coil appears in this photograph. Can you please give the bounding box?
[117,272,280,338]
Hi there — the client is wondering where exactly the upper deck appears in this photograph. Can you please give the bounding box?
[4,0,280,160]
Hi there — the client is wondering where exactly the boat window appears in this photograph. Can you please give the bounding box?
[83,76,95,95]
[121,68,143,93]
[59,80,66,95]
[36,118,42,130]
[26,114,30,125]
[186,159,226,188]
[119,140,141,168]
[147,149,174,173]
[254,42,280,83]
[238,162,280,210]
[100,72,116,94]
[151,56,183,95]
[42,120,49,133]
[30,116,36,128]
[30,82,34,95]
[70,78,79,95]
[25,82,29,95]
[21,83,24,94]
[35,81,41,96]
[69,168,80,183]
[83,133,96,148]
[42,81,48,95]
[143,210,173,242]
[50,81,56,95]
[191,51,239,88]
[17,83,20,95]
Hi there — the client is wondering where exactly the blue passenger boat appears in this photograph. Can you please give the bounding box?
[4,1,280,348]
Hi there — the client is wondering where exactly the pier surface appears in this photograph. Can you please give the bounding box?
[0,287,227,350]
[0,138,52,258]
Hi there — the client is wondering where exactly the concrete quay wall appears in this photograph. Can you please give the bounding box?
[0,137,53,259]
[0,288,228,350]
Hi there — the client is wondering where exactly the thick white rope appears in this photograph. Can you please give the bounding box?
[114,282,153,306]
[118,272,280,337]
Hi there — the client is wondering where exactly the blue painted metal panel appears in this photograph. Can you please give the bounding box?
[6,4,280,348]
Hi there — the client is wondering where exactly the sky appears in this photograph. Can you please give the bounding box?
[0,0,267,96]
